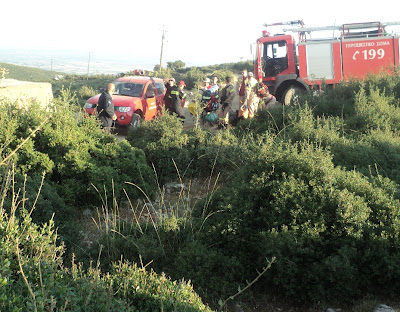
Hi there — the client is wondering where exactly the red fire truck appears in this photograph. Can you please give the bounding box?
[254,20,400,104]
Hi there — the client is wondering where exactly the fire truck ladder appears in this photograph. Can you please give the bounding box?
[282,21,400,41]
[263,20,304,27]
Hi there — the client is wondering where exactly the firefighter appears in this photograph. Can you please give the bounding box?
[97,83,117,133]
[205,76,220,113]
[217,76,236,129]
[200,77,211,93]
[255,81,277,110]
[247,72,259,118]
[237,69,248,114]
[169,80,186,122]
[209,75,220,103]
[200,76,220,126]
[237,69,257,119]
[178,80,187,107]
[164,77,175,112]
[200,77,212,105]
[200,76,219,111]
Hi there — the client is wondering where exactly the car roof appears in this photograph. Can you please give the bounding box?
[115,76,163,83]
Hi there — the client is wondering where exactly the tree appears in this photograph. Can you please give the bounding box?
[167,60,186,71]
[174,60,186,69]
[210,69,235,86]
[183,67,204,90]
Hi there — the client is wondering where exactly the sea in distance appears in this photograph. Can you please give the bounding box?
[0,47,160,75]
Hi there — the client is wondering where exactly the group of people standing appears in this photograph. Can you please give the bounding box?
[164,78,187,122]
[97,69,277,132]
[201,76,236,128]
[195,68,277,128]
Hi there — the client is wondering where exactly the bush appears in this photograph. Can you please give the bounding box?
[190,140,400,303]
[78,85,96,100]
[127,114,244,182]
[0,169,212,312]
[171,241,244,303]
[1,170,80,253]
[0,93,156,207]
[127,113,191,181]
[4,70,400,308]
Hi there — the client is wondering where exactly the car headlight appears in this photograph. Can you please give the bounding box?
[116,106,131,113]
[84,102,96,109]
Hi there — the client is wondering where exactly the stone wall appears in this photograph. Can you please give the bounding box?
[0,79,53,108]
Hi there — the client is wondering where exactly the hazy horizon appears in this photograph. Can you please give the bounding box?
[0,47,170,75]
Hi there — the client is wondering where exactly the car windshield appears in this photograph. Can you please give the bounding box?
[113,82,145,97]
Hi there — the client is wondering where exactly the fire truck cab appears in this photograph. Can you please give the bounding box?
[255,21,400,104]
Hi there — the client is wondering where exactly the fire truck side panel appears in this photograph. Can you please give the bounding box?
[342,37,396,79]
[332,41,343,83]
[298,45,308,79]
[286,38,297,75]
[396,37,400,66]
[298,41,343,86]
[306,41,335,80]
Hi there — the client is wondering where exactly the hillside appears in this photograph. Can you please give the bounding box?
[1,62,400,311]
[0,59,253,93]
[0,61,64,82]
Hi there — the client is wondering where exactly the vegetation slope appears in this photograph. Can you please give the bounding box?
[1,62,400,311]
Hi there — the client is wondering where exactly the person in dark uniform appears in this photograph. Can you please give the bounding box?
[164,77,175,113]
[169,80,186,122]
[97,83,117,133]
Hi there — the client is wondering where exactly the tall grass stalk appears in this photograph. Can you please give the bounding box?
[16,237,38,312]
[90,149,227,266]
[0,167,62,312]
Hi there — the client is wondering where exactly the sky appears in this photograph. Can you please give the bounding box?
[2,0,400,69]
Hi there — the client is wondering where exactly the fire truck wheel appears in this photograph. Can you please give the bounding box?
[283,86,303,105]
[130,113,142,128]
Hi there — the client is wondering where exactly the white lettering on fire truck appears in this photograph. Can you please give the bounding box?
[377,41,390,46]
[352,48,385,61]
[346,42,375,48]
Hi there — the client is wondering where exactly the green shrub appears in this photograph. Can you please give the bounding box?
[127,114,244,182]
[0,170,212,312]
[0,93,156,207]
[127,113,190,181]
[89,213,192,273]
[109,260,213,312]
[171,241,244,303]
[87,139,156,204]
[1,170,80,252]
[78,85,96,99]
[347,87,400,133]
[190,140,400,303]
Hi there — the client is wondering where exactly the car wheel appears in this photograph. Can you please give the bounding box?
[130,113,142,128]
[282,86,304,105]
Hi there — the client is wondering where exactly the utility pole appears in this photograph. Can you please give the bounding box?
[87,52,91,80]
[159,25,165,74]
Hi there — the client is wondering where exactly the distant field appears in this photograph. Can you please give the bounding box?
[0,62,117,103]
[0,62,64,83]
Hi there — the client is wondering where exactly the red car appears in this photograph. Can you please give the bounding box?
[84,75,166,127]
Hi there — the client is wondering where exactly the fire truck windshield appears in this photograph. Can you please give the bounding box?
[261,41,289,77]
[113,82,145,97]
